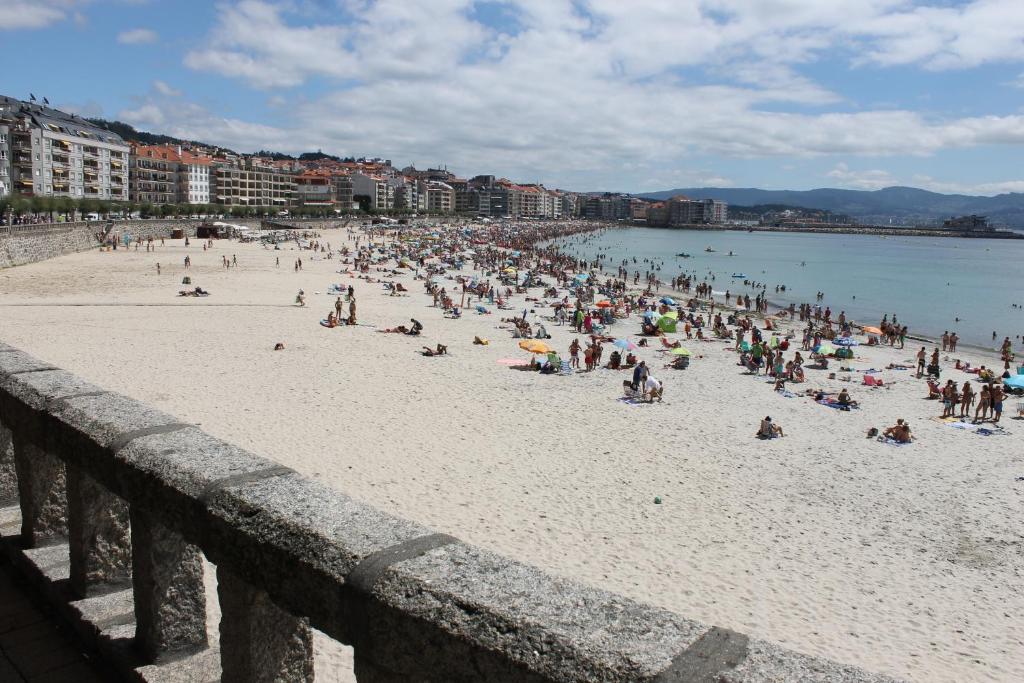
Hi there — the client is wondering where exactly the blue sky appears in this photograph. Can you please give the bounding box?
[3,0,1024,195]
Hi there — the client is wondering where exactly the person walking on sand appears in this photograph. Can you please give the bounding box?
[335,296,343,321]
[916,347,926,377]
[569,338,580,369]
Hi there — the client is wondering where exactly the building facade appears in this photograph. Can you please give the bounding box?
[214,162,295,207]
[1,95,129,202]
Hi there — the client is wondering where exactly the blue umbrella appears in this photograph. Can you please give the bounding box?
[1004,375,1024,390]
[660,297,676,306]
[643,310,660,319]
[613,338,638,351]
[834,337,859,346]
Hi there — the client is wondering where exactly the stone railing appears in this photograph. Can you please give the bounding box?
[2,221,93,236]
[0,343,895,683]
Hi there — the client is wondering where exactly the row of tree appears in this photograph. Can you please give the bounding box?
[0,195,453,223]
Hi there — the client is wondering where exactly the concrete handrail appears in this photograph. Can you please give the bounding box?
[0,343,895,682]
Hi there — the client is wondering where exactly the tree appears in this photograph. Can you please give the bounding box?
[78,198,99,217]
[139,202,155,218]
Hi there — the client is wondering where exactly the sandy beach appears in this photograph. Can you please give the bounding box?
[1,226,1021,682]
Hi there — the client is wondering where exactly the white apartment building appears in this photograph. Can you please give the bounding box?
[180,151,212,204]
[1,95,128,201]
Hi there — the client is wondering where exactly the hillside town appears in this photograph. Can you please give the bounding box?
[1,94,730,226]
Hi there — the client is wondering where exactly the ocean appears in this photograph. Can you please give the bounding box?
[552,227,1024,350]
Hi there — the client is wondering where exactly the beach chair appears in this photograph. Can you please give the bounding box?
[863,374,883,387]
[560,361,573,376]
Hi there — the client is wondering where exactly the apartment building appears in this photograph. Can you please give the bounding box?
[295,171,334,208]
[423,181,454,213]
[0,95,129,201]
[180,150,212,204]
[214,161,296,206]
[130,144,179,204]
[647,196,728,226]
[352,171,392,210]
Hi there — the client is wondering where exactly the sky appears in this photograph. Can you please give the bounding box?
[3,0,1024,195]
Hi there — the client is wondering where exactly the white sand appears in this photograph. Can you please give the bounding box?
[1,231,1021,683]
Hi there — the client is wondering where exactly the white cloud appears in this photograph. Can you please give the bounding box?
[163,1,1024,190]
[0,0,76,29]
[117,28,158,44]
[152,80,181,97]
[826,162,899,190]
[823,166,1024,196]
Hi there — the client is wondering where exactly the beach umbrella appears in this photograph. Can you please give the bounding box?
[670,347,692,356]
[518,339,551,354]
[834,337,859,346]
[657,316,677,333]
[613,338,638,351]
[663,311,679,320]
[863,326,883,335]
[1004,375,1024,390]
[660,296,676,306]
[815,343,836,355]
[596,300,613,308]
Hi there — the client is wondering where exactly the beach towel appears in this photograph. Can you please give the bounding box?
[617,396,645,406]
[879,437,911,446]
[817,399,857,410]
[948,421,1008,436]
[776,390,798,398]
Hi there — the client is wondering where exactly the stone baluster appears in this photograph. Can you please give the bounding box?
[130,507,208,662]
[217,566,314,683]
[66,464,132,598]
[12,435,68,547]
[0,423,17,506]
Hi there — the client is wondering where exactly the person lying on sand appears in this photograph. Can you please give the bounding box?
[421,344,447,357]
[378,326,409,334]
[473,336,489,345]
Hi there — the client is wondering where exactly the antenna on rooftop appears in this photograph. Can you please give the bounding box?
[29,93,36,102]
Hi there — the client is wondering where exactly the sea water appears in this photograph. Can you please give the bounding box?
[552,227,1024,350]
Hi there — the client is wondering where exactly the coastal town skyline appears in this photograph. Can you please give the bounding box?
[4,0,1024,195]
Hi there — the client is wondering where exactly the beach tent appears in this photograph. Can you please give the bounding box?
[815,343,837,355]
[670,347,692,356]
[613,338,638,351]
[657,316,677,333]
[663,311,679,320]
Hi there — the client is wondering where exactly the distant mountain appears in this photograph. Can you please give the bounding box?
[638,186,1024,227]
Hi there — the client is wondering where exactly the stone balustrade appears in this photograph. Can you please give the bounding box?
[0,342,895,682]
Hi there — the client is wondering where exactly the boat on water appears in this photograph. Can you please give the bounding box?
[727,251,734,256]
[705,246,715,252]
[731,273,747,278]
[676,252,691,258]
